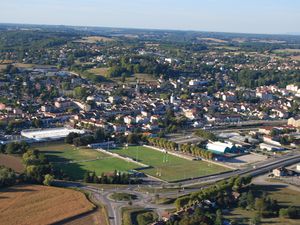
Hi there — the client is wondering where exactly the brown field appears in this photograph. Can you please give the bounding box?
[291,55,300,61]
[0,154,24,173]
[74,36,114,43]
[13,63,55,68]
[215,46,240,51]
[88,67,109,76]
[62,206,108,225]
[0,64,7,70]
[0,185,95,225]
[198,37,228,43]
[0,60,14,64]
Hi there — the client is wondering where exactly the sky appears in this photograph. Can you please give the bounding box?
[1,0,300,34]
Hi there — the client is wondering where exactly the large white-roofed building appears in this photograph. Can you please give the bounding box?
[21,127,85,142]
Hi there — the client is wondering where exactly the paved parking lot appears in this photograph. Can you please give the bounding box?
[223,153,268,168]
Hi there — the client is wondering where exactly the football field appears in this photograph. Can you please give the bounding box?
[36,143,138,180]
[111,146,229,182]
[35,143,229,182]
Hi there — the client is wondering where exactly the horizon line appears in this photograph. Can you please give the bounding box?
[1,22,300,37]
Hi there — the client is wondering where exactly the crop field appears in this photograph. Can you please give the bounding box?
[88,67,109,77]
[36,143,138,180]
[63,208,108,225]
[291,55,300,61]
[0,64,7,70]
[0,154,24,173]
[197,37,228,43]
[110,146,229,182]
[0,185,95,225]
[74,36,115,43]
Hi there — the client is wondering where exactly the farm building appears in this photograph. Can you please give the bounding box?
[21,127,85,141]
[206,141,237,154]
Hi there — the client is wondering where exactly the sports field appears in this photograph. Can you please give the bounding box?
[111,146,229,182]
[36,143,138,180]
[35,143,228,182]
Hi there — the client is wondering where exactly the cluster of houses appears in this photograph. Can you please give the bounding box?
[0,63,300,147]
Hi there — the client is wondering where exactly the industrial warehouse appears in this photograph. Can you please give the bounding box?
[20,127,85,142]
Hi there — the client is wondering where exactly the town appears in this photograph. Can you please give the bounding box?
[0,23,300,225]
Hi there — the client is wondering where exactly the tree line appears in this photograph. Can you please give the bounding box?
[83,170,142,185]
[147,137,214,160]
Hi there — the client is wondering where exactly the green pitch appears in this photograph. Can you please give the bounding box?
[35,143,138,180]
[111,146,229,182]
[35,143,229,182]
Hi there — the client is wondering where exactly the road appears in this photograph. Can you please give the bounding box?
[179,152,300,187]
[55,152,300,225]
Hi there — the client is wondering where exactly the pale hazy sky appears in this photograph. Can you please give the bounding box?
[1,0,300,34]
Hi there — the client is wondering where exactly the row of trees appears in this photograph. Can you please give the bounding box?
[65,128,109,147]
[180,143,214,160]
[147,137,214,160]
[0,141,29,155]
[147,137,178,151]
[83,170,141,185]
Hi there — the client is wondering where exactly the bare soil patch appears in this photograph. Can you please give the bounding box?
[198,37,228,43]
[0,154,24,173]
[74,36,114,43]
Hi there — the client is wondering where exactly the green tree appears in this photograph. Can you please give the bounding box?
[0,166,17,187]
[74,86,87,99]
[137,212,157,225]
[250,212,261,225]
[43,174,54,186]
[247,191,255,209]
[215,209,223,225]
